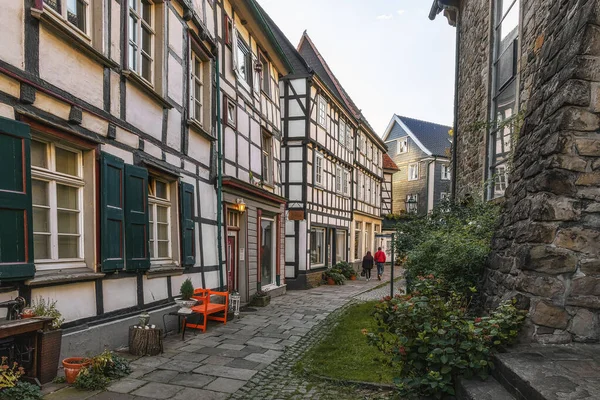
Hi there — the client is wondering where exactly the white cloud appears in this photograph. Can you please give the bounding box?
[376,14,393,20]
[397,9,406,15]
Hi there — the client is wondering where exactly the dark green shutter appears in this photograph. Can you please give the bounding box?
[125,164,150,271]
[101,152,125,272]
[0,117,35,281]
[179,182,195,266]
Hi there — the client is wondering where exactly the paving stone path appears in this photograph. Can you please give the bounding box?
[43,267,404,400]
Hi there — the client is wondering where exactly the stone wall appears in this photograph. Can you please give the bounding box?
[481,0,600,343]
[454,0,492,198]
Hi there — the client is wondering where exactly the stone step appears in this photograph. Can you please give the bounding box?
[456,376,516,400]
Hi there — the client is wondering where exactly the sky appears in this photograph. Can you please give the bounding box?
[257,0,457,137]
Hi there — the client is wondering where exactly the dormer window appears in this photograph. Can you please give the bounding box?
[398,137,408,154]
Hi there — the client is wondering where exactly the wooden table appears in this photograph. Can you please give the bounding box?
[0,317,54,381]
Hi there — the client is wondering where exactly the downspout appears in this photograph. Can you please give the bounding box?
[215,57,225,291]
[426,156,437,213]
[451,10,460,199]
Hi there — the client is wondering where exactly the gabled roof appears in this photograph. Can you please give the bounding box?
[252,2,310,75]
[383,115,452,158]
[297,32,384,147]
[383,153,399,171]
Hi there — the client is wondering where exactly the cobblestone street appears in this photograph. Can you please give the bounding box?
[44,267,404,400]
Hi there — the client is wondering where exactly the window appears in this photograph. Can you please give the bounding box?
[317,95,327,127]
[397,137,408,154]
[339,120,346,147]
[364,223,372,254]
[342,170,349,197]
[227,210,240,228]
[260,53,270,95]
[262,133,272,184]
[357,172,363,200]
[44,0,88,34]
[374,183,379,206]
[128,0,155,84]
[148,177,172,260]
[224,96,236,128]
[261,218,276,286]
[441,164,451,180]
[354,222,362,260]
[335,166,342,193]
[441,192,450,200]
[366,178,371,204]
[406,194,418,214]
[336,230,346,262]
[31,140,84,265]
[190,54,204,125]
[314,152,324,187]
[489,0,519,199]
[408,163,419,181]
[235,36,252,87]
[224,15,233,46]
[357,135,363,155]
[310,227,325,266]
[346,124,353,150]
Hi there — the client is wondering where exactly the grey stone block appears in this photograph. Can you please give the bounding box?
[203,377,247,393]
[193,365,257,381]
[107,378,147,394]
[169,372,215,388]
[131,382,183,399]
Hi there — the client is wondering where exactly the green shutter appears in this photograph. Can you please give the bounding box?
[125,164,150,271]
[180,182,195,266]
[0,117,35,281]
[101,152,125,272]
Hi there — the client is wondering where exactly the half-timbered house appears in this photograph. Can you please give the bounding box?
[0,0,220,357]
[214,0,288,301]
[379,153,399,261]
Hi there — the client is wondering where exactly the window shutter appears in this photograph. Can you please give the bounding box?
[253,55,260,96]
[0,117,35,281]
[179,182,195,267]
[232,23,238,73]
[101,152,125,272]
[124,164,150,271]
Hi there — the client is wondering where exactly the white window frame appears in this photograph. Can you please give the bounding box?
[406,194,419,214]
[339,120,346,147]
[260,217,277,288]
[342,170,349,197]
[314,152,324,187]
[190,53,204,126]
[408,163,419,181]
[335,166,342,193]
[346,124,353,150]
[234,35,252,90]
[262,133,273,184]
[31,139,85,270]
[311,227,326,267]
[43,0,90,36]
[357,172,363,201]
[336,230,347,262]
[317,95,327,127]
[397,137,408,154]
[441,164,451,180]
[148,177,173,262]
[128,0,155,85]
[354,222,362,260]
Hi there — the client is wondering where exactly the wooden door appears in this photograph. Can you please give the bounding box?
[227,234,237,292]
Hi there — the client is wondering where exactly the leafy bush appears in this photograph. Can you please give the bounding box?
[366,277,525,399]
[0,381,42,400]
[73,368,110,391]
[0,357,24,388]
[395,198,499,295]
[180,278,194,300]
[323,268,346,285]
[336,262,356,279]
[74,351,131,391]
[31,297,64,330]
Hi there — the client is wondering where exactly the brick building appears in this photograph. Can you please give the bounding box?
[430,0,600,343]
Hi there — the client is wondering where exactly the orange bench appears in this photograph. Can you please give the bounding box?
[185,289,229,333]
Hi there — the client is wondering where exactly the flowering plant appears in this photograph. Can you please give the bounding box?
[0,357,25,389]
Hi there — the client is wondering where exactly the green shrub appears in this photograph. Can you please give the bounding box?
[180,278,194,300]
[0,381,42,400]
[73,368,110,391]
[395,198,499,296]
[73,351,132,391]
[366,277,525,399]
[336,262,356,279]
[323,268,346,285]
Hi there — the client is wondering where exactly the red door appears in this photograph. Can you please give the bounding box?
[227,235,237,292]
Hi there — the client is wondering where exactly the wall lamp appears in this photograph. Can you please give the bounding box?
[235,199,246,213]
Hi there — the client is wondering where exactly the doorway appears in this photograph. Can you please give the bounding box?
[227,233,238,292]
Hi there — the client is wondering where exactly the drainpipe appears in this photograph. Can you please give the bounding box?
[450,10,460,199]
[426,156,437,213]
[216,57,225,291]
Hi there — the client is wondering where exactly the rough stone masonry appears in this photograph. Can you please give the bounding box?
[454,0,600,343]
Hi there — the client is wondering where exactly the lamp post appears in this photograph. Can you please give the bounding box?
[375,233,395,298]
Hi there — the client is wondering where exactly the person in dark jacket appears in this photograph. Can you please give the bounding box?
[362,251,374,281]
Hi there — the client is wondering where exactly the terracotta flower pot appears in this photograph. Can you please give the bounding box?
[62,357,91,384]
[327,277,335,285]
[350,275,357,281]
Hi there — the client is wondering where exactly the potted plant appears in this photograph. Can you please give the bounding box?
[62,357,91,384]
[250,290,270,307]
[175,278,197,310]
[337,262,356,280]
[31,297,64,384]
[323,269,345,285]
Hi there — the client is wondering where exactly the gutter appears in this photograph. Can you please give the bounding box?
[426,157,437,213]
[215,57,225,290]
[451,16,460,199]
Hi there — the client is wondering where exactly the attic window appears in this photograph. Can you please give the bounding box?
[397,137,408,154]
[224,15,233,46]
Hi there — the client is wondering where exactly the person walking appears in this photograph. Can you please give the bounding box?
[362,251,374,281]
[374,247,386,281]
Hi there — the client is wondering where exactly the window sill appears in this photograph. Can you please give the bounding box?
[187,119,216,141]
[123,71,174,109]
[25,268,104,287]
[31,7,118,69]
[146,264,185,279]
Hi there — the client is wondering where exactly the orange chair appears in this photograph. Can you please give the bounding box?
[185,290,229,333]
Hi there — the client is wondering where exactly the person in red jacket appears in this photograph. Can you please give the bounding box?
[374,247,386,280]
